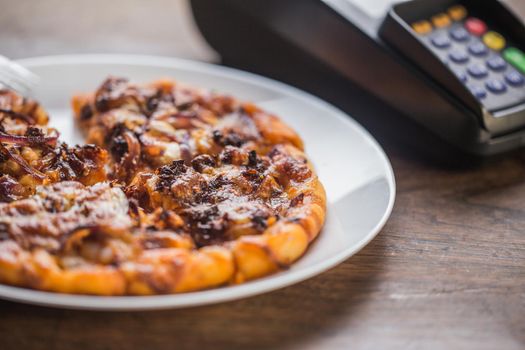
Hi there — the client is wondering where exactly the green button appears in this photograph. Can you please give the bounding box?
[503,47,525,74]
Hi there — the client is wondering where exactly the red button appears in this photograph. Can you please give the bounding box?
[465,17,487,36]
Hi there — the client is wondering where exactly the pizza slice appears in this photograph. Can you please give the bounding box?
[0,90,108,201]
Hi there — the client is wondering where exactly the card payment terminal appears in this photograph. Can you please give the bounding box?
[191,0,525,155]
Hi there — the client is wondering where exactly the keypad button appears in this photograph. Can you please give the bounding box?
[468,42,488,56]
[483,31,506,51]
[432,13,451,28]
[485,79,507,94]
[468,85,486,99]
[486,56,507,71]
[504,71,525,87]
[465,18,487,36]
[449,49,469,64]
[467,63,488,79]
[412,20,432,35]
[449,27,470,42]
[431,35,451,49]
[503,47,525,74]
[448,5,467,21]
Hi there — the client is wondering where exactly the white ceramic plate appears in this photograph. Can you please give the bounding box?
[0,54,395,310]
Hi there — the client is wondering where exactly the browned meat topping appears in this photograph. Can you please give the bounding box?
[191,154,216,173]
[94,77,141,113]
[39,143,108,183]
[0,175,24,203]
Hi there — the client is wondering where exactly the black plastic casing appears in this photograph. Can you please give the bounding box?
[190,0,525,156]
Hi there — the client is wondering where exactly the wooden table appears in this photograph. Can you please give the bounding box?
[1,1,524,349]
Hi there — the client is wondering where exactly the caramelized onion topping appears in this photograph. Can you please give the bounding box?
[0,143,46,180]
[0,131,58,146]
[121,129,141,170]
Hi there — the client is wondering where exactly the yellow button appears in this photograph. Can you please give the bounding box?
[448,5,467,21]
[432,13,451,28]
[483,31,506,51]
[412,20,432,35]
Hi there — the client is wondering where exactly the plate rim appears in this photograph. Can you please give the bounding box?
[0,54,396,310]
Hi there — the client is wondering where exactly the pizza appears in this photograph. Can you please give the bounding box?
[0,77,326,295]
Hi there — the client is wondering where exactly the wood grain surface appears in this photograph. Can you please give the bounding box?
[1,1,524,349]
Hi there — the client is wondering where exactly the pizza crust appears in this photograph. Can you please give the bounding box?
[229,146,326,283]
